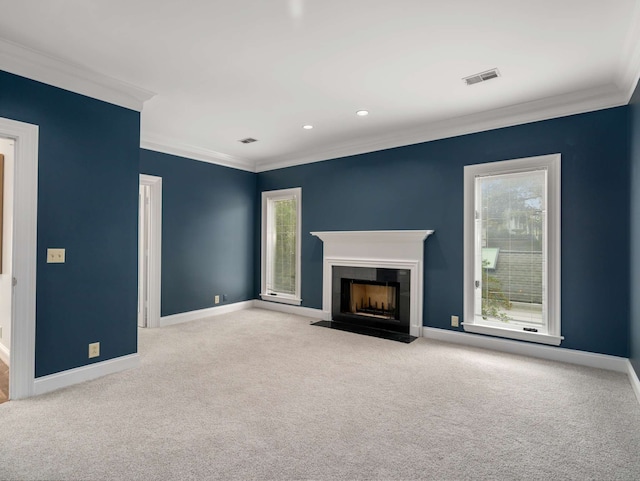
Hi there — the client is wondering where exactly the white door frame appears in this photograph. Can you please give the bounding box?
[138,183,149,328]
[0,117,38,400]
[139,174,162,328]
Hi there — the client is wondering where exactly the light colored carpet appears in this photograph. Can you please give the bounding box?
[0,308,639,480]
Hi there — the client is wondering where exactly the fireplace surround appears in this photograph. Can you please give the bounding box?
[332,265,410,333]
[310,230,434,339]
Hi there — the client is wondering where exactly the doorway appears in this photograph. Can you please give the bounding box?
[138,174,162,329]
[0,117,38,400]
[0,138,14,403]
[138,183,150,328]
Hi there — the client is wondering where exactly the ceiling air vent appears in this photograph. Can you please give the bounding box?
[239,137,258,144]
[463,68,500,86]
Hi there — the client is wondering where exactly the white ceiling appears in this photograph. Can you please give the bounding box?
[1,0,639,172]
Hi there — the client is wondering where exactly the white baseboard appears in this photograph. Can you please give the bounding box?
[0,341,9,366]
[159,299,327,328]
[422,327,629,373]
[33,353,140,397]
[160,300,255,327]
[252,299,328,320]
[628,360,640,406]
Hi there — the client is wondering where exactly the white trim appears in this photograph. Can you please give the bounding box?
[255,84,625,172]
[259,293,302,306]
[160,300,326,327]
[0,341,9,366]
[0,118,38,400]
[311,230,434,338]
[463,153,561,345]
[310,230,433,245]
[617,0,640,102]
[253,299,327,320]
[261,188,302,302]
[423,327,628,373]
[33,354,140,397]
[159,300,255,327]
[140,137,255,173]
[139,174,162,328]
[462,323,562,346]
[0,38,154,112]
[628,361,640,406]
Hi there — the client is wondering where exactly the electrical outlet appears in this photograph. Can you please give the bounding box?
[451,315,459,327]
[214,295,220,304]
[47,248,66,263]
[222,294,227,302]
[88,342,100,358]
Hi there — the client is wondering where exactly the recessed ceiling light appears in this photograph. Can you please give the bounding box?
[356,110,369,116]
[303,125,314,130]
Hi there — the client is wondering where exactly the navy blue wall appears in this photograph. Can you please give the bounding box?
[630,82,640,376]
[140,150,256,316]
[1,67,633,378]
[258,107,630,357]
[0,71,140,377]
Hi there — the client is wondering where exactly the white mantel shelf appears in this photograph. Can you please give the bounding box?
[311,230,434,337]
[310,230,433,244]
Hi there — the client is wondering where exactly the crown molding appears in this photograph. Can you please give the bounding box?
[141,82,628,174]
[140,134,256,172]
[617,0,640,101]
[255,83,628,172]
[0,38,155,112]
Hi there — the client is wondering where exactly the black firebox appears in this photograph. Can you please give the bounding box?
[330,266,411,334]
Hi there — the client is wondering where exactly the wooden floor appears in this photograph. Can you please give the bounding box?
[0,359,8,404]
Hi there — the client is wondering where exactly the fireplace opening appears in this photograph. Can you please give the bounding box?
[341,279,399,320]
[330,266,411,335]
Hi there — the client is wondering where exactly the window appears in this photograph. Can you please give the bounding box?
[463,154,562,345]
[261,188,302,305]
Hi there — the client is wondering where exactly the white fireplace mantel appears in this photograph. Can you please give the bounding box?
[310,230,434,337]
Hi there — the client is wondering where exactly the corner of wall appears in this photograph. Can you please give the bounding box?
[630,79,640,379]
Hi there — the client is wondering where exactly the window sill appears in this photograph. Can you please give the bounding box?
[260,293,302,306]
[462,322,563,346]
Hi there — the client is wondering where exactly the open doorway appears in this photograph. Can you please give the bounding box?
[0,137,14,404]
[138,182,150,328]
[0,117,38,401]
[138,174,162,330]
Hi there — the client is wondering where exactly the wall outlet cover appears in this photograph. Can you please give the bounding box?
[88,342,100,358]
[451,315,459,327]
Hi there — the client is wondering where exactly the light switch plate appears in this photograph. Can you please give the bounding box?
[47,248,65,263]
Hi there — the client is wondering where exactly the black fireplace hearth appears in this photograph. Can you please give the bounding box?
[310,319,417,343]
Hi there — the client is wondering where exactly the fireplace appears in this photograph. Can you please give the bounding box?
[310,230,434,341]
[332,266,410,333]
[344,280,398,319]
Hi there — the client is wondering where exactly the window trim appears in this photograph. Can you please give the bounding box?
[260,187,302,306]
[463,154,562,346]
